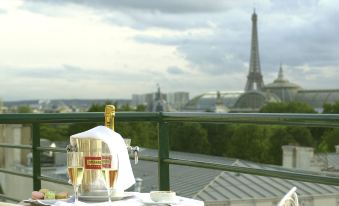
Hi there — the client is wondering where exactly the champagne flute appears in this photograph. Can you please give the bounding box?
[101,153,119,204]
[67,152,84,205]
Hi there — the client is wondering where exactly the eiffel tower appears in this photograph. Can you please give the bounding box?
[244,10,264,91]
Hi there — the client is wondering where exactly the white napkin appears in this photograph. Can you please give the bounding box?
[70,126,135,190]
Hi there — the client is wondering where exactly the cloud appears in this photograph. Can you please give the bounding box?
[22,0,339,69]
[259,0,339,70]
[0,64,243,100]
[2,0,338,101]
[103,12,212,30]
[25,0,248,14]
[0,9,6,14]
[4,64,146,83]
[23,0,251,30]
[167,66,185,75]
[135,10,250,75]
[0,65,170,100]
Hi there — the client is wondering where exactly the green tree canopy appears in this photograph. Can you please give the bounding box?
[202,123,233,156]
[317,101,339,152]
[68,102,157,148]
[40,124,69,142]
[227,124,272,163]
[260,102,316,113]
[17,105,33,113]
[268,126,294,164]
[323,101,339,114]
[170,123,210,154]
[318,128,339,152]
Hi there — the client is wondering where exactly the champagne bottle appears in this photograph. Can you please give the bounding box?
[104,105,115,131]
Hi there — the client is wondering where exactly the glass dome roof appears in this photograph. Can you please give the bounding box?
[183,91,243,112]
[232,90,280,112]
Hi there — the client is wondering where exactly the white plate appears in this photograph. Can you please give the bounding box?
[24,199,69,206]
[79,193,134,202]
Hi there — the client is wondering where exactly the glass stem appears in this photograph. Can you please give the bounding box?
[108,188,112,204]
[74,185,79,205]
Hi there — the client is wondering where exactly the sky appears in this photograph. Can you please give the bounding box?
[0,0,338,101]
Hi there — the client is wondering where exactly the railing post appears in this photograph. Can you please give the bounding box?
[158,114,170,190]
[32,123,41,190]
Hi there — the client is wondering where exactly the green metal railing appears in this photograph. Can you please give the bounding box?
[1,112,339,202]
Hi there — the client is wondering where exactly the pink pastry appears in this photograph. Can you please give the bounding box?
[31,191,44,200]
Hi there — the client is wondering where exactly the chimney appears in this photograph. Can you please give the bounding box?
[335,145,339,153]
[282,145,295,168]
[295,146,314,170]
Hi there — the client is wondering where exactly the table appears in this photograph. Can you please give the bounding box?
[21,192,204,206]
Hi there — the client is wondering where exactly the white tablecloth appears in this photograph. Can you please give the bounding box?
[54,192,204,206]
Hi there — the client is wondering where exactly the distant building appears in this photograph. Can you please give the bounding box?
[229,10,281,112]
[131,94,147,106]
[185,11,339,113]
[132,87,187,112]
[214,91,228,113]
[183,91,243,112]
[295,89,339,113]
[265,64,301,102]
[151,85,172,112]
[166,92,189,111]
[3,99,131,113]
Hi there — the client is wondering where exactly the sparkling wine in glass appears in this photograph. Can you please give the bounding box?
[101,153,119,204]
[67,152,84,205]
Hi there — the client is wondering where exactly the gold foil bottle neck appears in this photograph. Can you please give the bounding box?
[104,105,115,131]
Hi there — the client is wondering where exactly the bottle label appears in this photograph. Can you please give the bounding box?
[84,156,101,169]
[102,155,112,168]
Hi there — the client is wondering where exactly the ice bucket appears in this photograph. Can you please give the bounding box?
[68,105,139,195]
[73,138,104,194]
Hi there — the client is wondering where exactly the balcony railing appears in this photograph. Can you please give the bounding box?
[1,112,339,202]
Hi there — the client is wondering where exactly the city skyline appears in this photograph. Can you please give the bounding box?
[0,0,338,101]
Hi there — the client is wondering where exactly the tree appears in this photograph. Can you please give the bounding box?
[202,123,233,156]
[323,101,339,114]
[40,124,69,142]
[68,102,158,149]
[120,104,133,111]
[318,128,339,152]
[136,104,147,112]
[88,101,112,112]
[68,101,112,136]
[17,105,33,113]
[286,126,314,147]
[260,102,316,113]
[227,124,272,163]
[170,123,210,154]
[317,101,339,152]
[116,121,157,149]
[268,126,294,164]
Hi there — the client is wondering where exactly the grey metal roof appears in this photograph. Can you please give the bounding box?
[37,147,339,203]
[138,148,236,165]
[131,148,234,197]
[193,171,339,202]
[315,152,339,171]
[131,148,338,199]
